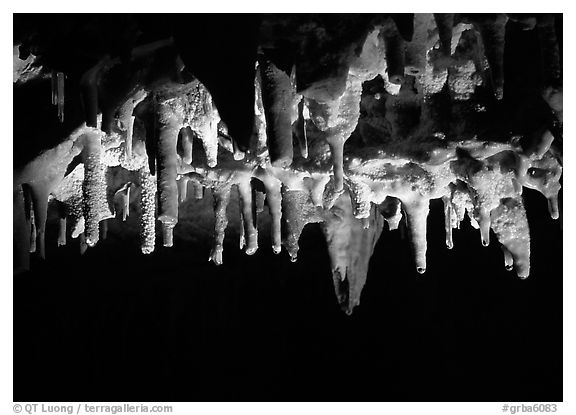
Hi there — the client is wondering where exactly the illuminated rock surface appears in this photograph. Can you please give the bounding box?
[13,14,562,315]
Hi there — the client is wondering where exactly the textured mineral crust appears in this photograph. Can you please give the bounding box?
[13,14,562,314]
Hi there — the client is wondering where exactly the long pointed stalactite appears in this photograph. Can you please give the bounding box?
[13,14,562,315]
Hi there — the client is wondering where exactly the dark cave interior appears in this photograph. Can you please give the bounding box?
[13,14,562,401]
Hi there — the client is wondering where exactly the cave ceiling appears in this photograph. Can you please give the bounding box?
[13,13,563,314]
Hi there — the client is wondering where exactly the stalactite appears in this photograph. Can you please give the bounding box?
[58,217,67,247]
[308,74,364,193]
[281,188,324,262]
[490,197,530,278]
[473,14,508,100]
[254,65,269,156]
[27,183,49,259]
[22,184,36,253]
[322,194,384,314]
[261,175,283,254]
[295,99,308,158]
[524,152,562,220]
[81,131,109,247]
[195,112,219,169]
[178,127,194,165]
[51,71,57,106]
[119,90,147,160]
[155,101,181,247]
[56,201,67,247]
[126,115,135,159]
[237,180,258,255]
[402,197,429,274]
[29,209,37,253]
[139,166,156,255]
[177,176,189,203]
[442,195,454,249]
[502,246,514,271]
[70,212,84,239]
[258,56,295,168]
[232,137,246,161]
[239,209,245,250]
[79,233,88,255]
[450,182,473,227]
[209,184,232,265]
[121,186,131,222]
[114,183,132,222]
[477,206,491,247]
[186,82,220,168]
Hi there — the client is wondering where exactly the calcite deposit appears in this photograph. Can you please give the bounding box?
[13,14,562,313]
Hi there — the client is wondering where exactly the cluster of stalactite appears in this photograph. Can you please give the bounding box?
[13,13,562,314]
